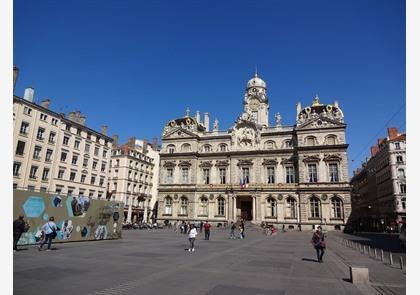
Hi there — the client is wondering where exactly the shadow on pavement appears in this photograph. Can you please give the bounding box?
[301,258,319,263]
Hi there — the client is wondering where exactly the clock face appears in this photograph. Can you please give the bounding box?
[249,98,259,111]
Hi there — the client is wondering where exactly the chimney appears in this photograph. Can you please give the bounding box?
[143,138,148,153]
[74,111,81,123]
[68,111,76,122]
[204,112,210,131]
[387,127,398,140]
[195,111,201,124]
[23,87,34,102]
[13,66,19,91]
[370,146,379,157]
[128,137,136,148]
[41,99,51,109]
[152,137,158,151]
[112,134,119,147]
[101,125,108,135]
[79,115,86,126]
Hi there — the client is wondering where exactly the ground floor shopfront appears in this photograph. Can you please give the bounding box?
[157,189,351,231]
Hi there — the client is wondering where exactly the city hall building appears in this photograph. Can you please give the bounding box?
[156,73,351,231]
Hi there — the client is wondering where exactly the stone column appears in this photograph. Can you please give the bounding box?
[252,196,256,222]
[232,195,236,221]
[126,196,133,222]
[143,199,149,222]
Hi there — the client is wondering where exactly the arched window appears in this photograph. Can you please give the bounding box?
[203,145,212,152]
[181,143,191,152]
[306,136,317,146]
[331,197,343,219]
[219,144,227,152]
[217,198,225,216]
[398,169,405,178]
[167,144,175,153]
[284,140,293,148]
[325,135,337,145]
[267,198,276,217]
[286,197,297,218]
[164,197,173,215]
[200,197,208,216]
[310,196,321,218]
[265,141,275,150]
[180,197,188,215]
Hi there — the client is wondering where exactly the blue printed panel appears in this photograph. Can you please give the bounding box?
[22,196,45,218]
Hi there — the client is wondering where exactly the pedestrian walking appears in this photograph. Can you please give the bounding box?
[240,220,245,239]
[13,214,29,252]
[38,217,59,251]
[229,222,236,239]
[311,226,326,262]
[187,224,198,252]
[282,224,285,232]
[204,220,211,240]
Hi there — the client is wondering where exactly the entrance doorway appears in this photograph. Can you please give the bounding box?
[237,197,253,221]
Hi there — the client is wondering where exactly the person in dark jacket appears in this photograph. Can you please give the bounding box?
[311,226,326,262]
[13,215,27,251]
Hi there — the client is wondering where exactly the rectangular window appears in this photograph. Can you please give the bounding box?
[166,168,173,184]
[52,118,58,126]
[242,167,250,184]
[27,186,35,191]
[181,168,189,184]
[85,144,90,153]
[77,129,81,136]
[19,122,29,134]
[36,127,45,140]
[60,151,67,162]
[63,136,69,145]
[48,131,56,144]
[15,141,25,155]
[65,124,71,131]
[40,187,47,192]
[396,156,403,163]
[395,142,400,149]
[72,155,78,165]
[40,113,48,121]
[329,163,339,182]
[67,189,74,196]
[33,146,42,160]
[203,168,210,184]
[102,150,107,158]
[94,146,99,156]
[29,166,38,179]
[308,164,318,183]
[69,172,76,181]
[83,158,88,167]
[267,167,275,184]
[13,162,21,176]
[101,163,106,172]
[99,177,105,186]
[23,106,32,115]
[57,169,65,179]
[55,186,62,194]
[400,184,406,194]
[74,140,80,149]
[286,166,295,183]
[219,168,226,184]
[92,161,97,169]
[81,174,86,183]
[42,168,49,181]
[45,149,53,162]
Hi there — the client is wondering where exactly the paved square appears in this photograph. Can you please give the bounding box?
[13,227,404,294]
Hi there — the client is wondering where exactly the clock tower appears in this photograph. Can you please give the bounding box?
[244,73,269,127]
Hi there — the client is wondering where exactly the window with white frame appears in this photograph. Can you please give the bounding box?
[200,197,208,216]
[166,168,174,183]
[180,197,188,215]
[396,155,403,163]
[13,162,21,176]
[181,167,189,184]
[395,142,400,149]
[45,149,53,162]
[29,166,38,179]
[219,144,227,152]
[328,163,339,182]
[63,136,69,145]
[36,127,45,140]
[48,132,56,144]
[42,168,50,181]
[286,197,297,218]
[242,167,250,183]
[58,169,65,179]
[306,136,316,146]
[203,145,212,152]
[20,122,29,135]
[286,166,295,183]
[265,141,275,150]
[217,198,225,216]
[219,168,226,184]
[325,135,337,145]
[400,184,406,194]
[267,198,276,217]
[267,167,275,184]
[181,143,191,152]
[310,197,321,218]
[167,145,175,153]
[203,168,210,184]
[164,197,173,215]
[33,146,42,159]
[308,164,318,183]
[331,197,343,219]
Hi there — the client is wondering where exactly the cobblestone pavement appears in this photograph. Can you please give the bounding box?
[13,227,405,295]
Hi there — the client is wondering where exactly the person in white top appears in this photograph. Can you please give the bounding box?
[187,224,198,252]
[38,216,59,251]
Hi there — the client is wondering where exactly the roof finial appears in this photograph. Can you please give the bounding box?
[185,107,190,117]
[254,64,258,77]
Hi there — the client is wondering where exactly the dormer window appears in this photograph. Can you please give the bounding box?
[167,145,175,154]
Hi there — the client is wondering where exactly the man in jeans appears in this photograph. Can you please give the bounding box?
[204,220,211,240]
[13,214,27,252]
[39,217,59,251]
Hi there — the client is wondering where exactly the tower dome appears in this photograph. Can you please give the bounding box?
[247,73,266,89]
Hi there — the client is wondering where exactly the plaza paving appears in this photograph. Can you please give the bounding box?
[13,226,405,295]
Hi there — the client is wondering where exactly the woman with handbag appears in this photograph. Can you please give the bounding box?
[311,226,326,262]
[38,217,59,251]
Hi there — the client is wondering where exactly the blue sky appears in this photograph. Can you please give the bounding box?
[13,0,405,173]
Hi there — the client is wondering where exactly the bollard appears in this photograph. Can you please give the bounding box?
[390,253,393,265]
[381,250,384,262]
[368,247,371,256]
[374,249,378,259]
[349,266,369,284]
[399,256,404,270]
[363,246,367,255]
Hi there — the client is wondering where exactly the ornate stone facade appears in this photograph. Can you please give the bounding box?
[157,73,351,231]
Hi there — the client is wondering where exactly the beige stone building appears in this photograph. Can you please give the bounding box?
[108,137,160,223]
[157,73,352,231]
[350,127,406,232]
[13,87,113,199]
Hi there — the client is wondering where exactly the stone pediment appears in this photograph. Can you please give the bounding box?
[280,157,295,164]
[237,159,254,166]
[162,127,198,139]
[296,116,345,130]
[302,155,321,162]
[262,158,279,166]
[199,161,213,168]
[215,160,229,167]
[323,154,342,162]
[162,161,176,168]
[178,160,192,167]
